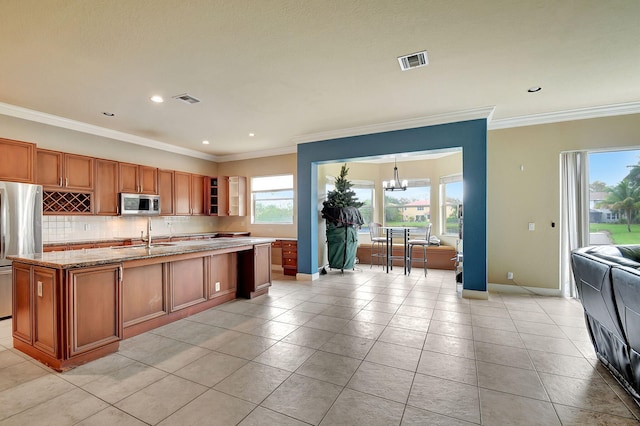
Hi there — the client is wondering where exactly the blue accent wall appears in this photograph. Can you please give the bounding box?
[297,119,487,292]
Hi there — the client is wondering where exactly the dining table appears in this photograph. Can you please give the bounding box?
[381,226,416,275]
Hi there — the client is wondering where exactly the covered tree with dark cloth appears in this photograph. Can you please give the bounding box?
[321,164,364,271]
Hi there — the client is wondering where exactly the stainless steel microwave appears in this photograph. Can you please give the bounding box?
[119,193,160,215]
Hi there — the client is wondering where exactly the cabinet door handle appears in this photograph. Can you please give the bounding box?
[59,177,62,187]
[65,177,68,187]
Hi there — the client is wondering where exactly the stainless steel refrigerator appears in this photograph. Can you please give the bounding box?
[0,181,42,319]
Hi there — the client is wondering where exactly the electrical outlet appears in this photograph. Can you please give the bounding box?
[507,272,514,280]
[215,282,220,292]
[528,222,535,231]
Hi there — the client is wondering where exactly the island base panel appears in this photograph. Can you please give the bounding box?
[13,338,119,372]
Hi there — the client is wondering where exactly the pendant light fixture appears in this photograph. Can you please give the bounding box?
[382,157,408,191]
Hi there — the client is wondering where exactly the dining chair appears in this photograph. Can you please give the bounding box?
[369,222,386,268]
[408,223,432,276]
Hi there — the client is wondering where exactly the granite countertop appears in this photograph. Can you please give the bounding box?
[42,231,251,247]
[10,237,275,269]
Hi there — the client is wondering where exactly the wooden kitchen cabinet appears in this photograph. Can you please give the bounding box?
[33,267,59,357]
[281,240,298,276]
[67,264,122,357]
[119,163,157,195]
[0,138,35,183]
[37,149,94,191]
[169,257,207,311]
[206,176,245,216]
[227,176,246,216]
[238,243,272,298]
[191,174,205,215]
[157,169,174,216]
[209,253,237,300]
[12,264,59,359]
[95,159,119,215]
[122,261,167,328]
[12,263,33,344]
[12,239,273,370]
[174,172,206,216]
[206,176,228,216]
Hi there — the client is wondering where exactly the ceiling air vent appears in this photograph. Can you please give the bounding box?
[398,51,429,71]
[172,93,201,104]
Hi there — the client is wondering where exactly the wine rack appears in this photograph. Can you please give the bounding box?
[43,191,92,214]
[209,177,219,215]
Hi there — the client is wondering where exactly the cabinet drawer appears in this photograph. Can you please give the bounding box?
[282,250,297,259]
[281,241,297,249]
[283,258,298,267]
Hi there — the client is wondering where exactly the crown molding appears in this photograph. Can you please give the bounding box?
[489,101,640,130]
[4,99,640,163]
[215,144,297,163]
[0,101,218,162]
[290,106,497,145]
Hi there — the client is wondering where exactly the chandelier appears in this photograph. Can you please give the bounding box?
[382,158,408,191]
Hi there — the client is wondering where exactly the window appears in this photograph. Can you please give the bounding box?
[440,174,462,235]
[383,179,430,230]
[588,149,640,244]
[251,175,294,224]
[325,177,374,233]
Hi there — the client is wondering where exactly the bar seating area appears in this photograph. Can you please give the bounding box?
[407,223,432,276]
[359,224,452,276]
[368,222,387,268]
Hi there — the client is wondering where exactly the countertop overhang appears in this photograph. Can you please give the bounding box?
[9,237,276,269]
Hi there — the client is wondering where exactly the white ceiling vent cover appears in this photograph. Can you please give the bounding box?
[398,51,429,71]
[172,93,201,104]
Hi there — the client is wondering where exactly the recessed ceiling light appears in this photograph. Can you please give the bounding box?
[527,86,542,93]
[102,112,115,117]
[150,95,164,103]
[202,140,210,145]
[249,133,255,137]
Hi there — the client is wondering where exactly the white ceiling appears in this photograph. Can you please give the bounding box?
[1,1,639,162]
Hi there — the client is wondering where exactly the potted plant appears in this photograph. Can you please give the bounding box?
[321,164,364,271]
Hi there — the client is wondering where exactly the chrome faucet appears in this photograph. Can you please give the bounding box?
[141,217,152,248]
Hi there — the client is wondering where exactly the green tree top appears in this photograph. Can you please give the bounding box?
[603,179,640,233]
[323,164,364,208]
[590,180,608,192]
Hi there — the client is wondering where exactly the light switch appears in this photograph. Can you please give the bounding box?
[528,222,535,231]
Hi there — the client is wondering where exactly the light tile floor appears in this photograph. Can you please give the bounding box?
[1,268,639,425]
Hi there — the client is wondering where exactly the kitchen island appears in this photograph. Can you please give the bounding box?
[9,237,274,371]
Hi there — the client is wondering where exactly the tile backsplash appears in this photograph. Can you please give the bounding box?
[42,215,218,244]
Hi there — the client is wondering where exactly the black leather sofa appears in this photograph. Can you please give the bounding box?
[571,245,640,404]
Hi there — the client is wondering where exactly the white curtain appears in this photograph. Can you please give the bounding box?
[560,151,590,298]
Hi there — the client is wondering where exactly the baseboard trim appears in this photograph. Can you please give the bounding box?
[461,289,489,300]
[297,272,319,281]
[488,283,563,297]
